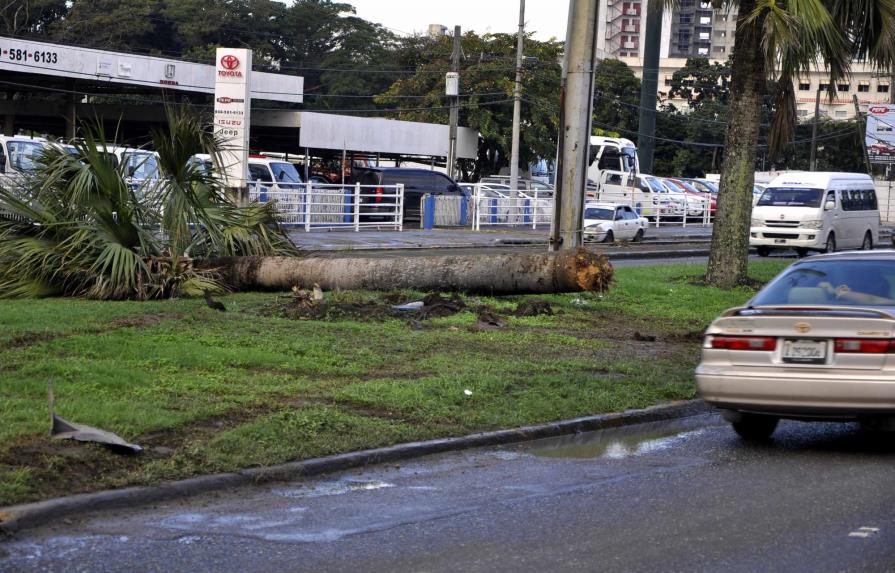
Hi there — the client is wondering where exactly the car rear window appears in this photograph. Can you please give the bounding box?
[751,260,895,307]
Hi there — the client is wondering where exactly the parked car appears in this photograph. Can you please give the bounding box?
[668,178,717,213]
[749,172,879,257]
[353,167,465,221]
[685,178,719,195]
[582,202,648,243]
[658,178,706,217]
[697,251,895,439]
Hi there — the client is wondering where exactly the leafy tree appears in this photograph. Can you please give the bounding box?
[0,0,66,36]
[376,31,562,180]
[591,58,642,135]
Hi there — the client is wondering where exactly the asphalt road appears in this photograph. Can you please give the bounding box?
[4,414,895,573]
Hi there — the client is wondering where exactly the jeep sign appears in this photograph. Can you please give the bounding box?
[213,48,252,189]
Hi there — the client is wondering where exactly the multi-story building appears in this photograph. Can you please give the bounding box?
[597,1,736,60]
[621,57,892,120]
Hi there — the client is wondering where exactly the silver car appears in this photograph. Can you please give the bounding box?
[696,251,895,439]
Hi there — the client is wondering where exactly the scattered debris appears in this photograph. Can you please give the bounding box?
[475,311,507,329]
[419,293,466,319]
[633,332,657,342]
[463,389,473,396]
[203,290,226,312]
[312,283,324,302]
[514,300,554,317]
[393,301,425,311]
[570,298,589,307]
[48,382,143,455]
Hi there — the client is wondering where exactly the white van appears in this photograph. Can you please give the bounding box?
[590,170,686,218]
[750,172,879,257]
[0,135,48,179]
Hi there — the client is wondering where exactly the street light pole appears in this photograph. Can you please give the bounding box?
[447,25,462,179]
[509,0,526,193]
[550,0,600,251]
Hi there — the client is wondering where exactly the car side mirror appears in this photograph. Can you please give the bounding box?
[824,200,835,211]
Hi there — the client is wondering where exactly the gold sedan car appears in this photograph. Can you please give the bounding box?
[696,251,895,439]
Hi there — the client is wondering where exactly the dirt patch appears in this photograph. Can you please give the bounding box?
[261,291,468,323]
[107,313,184,329]
[2,332,61,350]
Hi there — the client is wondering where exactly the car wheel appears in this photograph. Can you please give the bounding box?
[795,247,808,258]
[756,246,770,257]
[602,230,615,244]
[824,233,836,253]
[862,231,873,251]
[730,413,779,440]
[633,228,644,242]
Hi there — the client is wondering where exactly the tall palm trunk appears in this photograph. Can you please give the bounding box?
[706,0,765,288]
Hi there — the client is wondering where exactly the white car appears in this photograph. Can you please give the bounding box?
[697,251,895,439]
[583,203,648,243]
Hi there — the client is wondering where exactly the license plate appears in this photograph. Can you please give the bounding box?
[774,239,787,244]
[782,339,827,364]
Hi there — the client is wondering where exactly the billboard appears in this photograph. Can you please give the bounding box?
[866,104,895,164]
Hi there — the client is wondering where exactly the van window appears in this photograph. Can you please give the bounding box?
[270,162,302,184]
[842,189,878,211]
[248,164,273,183]
[757,187,824,208]
[123,153,159,180]
[8,141,47,171]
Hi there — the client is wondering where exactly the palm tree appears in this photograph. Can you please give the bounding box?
[663,0,895,287]
[0,108,296,300]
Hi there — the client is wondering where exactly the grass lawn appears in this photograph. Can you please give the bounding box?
[0,259,790,506]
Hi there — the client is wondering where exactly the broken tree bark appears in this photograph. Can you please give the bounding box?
[209,248,612,295]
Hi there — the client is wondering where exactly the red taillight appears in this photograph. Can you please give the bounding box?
[709,335,777,351]
[834,338,895,354]
[375,186,384,203]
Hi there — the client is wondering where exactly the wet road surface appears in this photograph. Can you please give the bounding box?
[3,413,895,572]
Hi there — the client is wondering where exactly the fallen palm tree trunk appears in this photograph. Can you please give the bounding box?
[209,248,612,295]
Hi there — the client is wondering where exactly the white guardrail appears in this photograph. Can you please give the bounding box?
[469,184,554,230]
[249,182,404,231]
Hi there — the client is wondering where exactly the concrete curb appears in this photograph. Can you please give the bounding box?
[0,399,710,534]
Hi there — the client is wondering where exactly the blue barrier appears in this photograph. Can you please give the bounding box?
[259,186,268,203]
[343,188,354,223]
[459,197,468,226]
[635,202,642,216]
[422,195,436,230]
[523,199,532,224]
[489,198,498,224]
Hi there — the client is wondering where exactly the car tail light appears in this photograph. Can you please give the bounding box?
[707,335,777,351]
[375,187,384,203]
[833,338,895,354]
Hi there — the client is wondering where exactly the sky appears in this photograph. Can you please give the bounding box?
[345,0,571,41]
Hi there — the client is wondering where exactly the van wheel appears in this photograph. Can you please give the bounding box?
[633,229,644,242]
[862,232,873,251]
[731,414,779,441]
[602,230,615,244]
[756,246,770,257]
[824,233,836,253]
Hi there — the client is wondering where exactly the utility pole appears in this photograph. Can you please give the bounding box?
[550,0,600,251]
[809,88,821,171]
[637,0,662,175]
[446,26,462,180]
[853,94,873,175]
[509,0,526,193]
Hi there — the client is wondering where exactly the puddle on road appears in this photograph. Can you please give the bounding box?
[272,479,394,500]
[515,414,722,460]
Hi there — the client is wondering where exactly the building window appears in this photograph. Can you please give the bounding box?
[797,109,808,117]
[837,83,850,92]
[879,82,890,93]
[820,109,830,117]
[819,82,830,91]
[798,81,811,91]
[835,110,848,118]
[665,75,673,86]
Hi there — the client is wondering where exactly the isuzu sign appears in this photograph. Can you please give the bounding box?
[865,103,895,164]
[214,48,252,189]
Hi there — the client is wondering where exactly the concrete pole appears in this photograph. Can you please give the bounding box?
[809,88,821,171]
[854,94,873,175]
[509,0,526,193]
[447,26,462,179]
[550,0,600,251]
[636,0,662,175]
